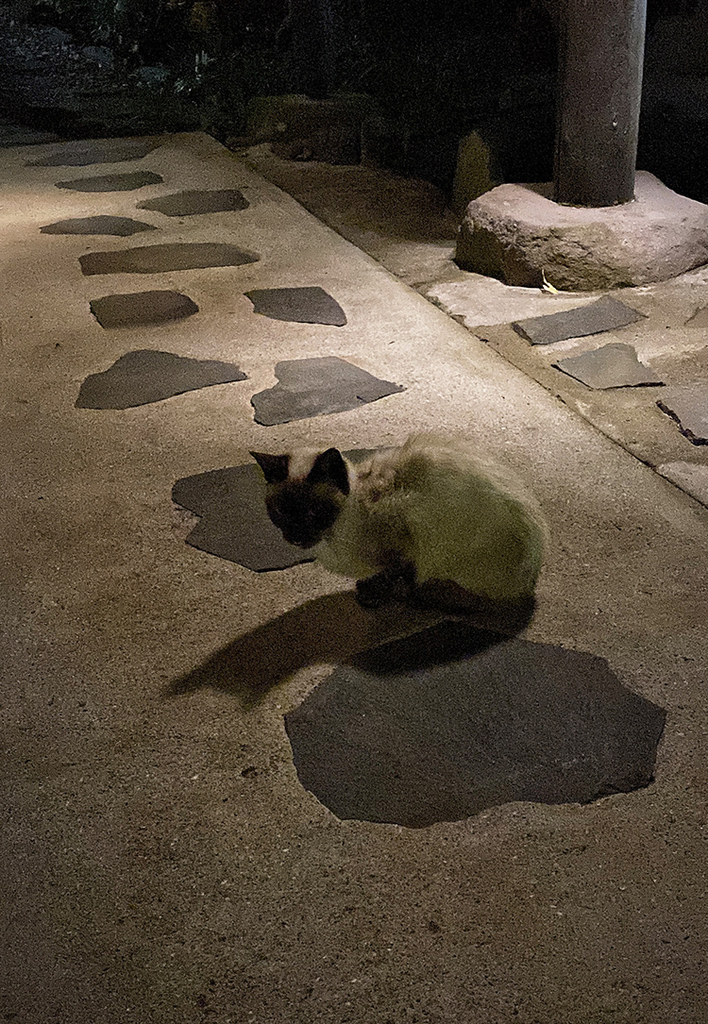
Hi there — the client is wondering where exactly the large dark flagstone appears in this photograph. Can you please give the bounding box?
[172,465,312,571]
[76,350,247,409]
[285,621,666,828]
[251,356,404,425]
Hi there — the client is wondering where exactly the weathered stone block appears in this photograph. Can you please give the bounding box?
[456,172,708,290]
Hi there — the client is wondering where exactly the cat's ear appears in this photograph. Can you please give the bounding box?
[250,451,290,484]
[308,447,350,495]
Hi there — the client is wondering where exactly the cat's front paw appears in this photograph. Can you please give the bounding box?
[355,567,415,608]
[355,573,393,608]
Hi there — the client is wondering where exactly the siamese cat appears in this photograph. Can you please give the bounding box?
[251,434,548,609]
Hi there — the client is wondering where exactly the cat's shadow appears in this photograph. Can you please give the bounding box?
[167,589,535,708]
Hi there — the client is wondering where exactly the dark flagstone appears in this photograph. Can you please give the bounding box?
[79,241,260,276]
[137,189,249,216]
[89,290,199,328]
[512,295,646,345]
[245,287,347,326]
[76,350,247,409]
[172,465,313,571]
[657,384,708,445]
[285,621,666,828]
[172,450,376,570]
[251,356,404,425]
[55,170,164,192]
[40,215,156,236]
[553,342,663,389]
[27,138,159,166]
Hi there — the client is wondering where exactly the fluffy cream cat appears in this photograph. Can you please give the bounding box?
[252,433,548,608]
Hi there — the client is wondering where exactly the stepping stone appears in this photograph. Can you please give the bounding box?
[285,620,666,828]
[172,449,375,570]
[251,356,405,425]
[27,138,159,166]
[76,350,247,409]
[137,189,249,216]
[172,465,313,571]
[657,384,708,444]
[685,306,708,327]
[40,215,156,237]
[553,342,663,389]
[245,287,347,326]
[90,290,199,328]
[79,241,259,276]
[512,295,646,345]
[656,462,708,508]
[55,170,163,192]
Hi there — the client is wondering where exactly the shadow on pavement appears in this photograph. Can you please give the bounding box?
[167,589,534,708]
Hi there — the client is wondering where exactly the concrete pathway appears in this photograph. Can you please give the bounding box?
[245,143,708,508]
[1,132,707,1024]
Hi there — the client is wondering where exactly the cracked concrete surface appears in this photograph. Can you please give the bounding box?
[1,133,707,1024]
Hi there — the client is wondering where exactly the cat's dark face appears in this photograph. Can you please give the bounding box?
[251,448,350,549]
[264,480,343,547]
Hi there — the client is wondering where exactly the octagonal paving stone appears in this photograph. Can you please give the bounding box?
[285,620,666,828]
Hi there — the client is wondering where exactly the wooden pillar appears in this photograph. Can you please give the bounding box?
[554,0,647,206]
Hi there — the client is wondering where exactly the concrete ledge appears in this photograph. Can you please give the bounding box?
[456,171,708,290]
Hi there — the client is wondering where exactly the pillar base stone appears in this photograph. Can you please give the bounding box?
[455,171,708,291]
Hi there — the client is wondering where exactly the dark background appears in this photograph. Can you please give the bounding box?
[0,0,705,203]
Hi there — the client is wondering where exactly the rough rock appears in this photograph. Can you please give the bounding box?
[456,171,708,290]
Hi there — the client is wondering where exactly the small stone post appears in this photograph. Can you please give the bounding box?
[554,0,648,206]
